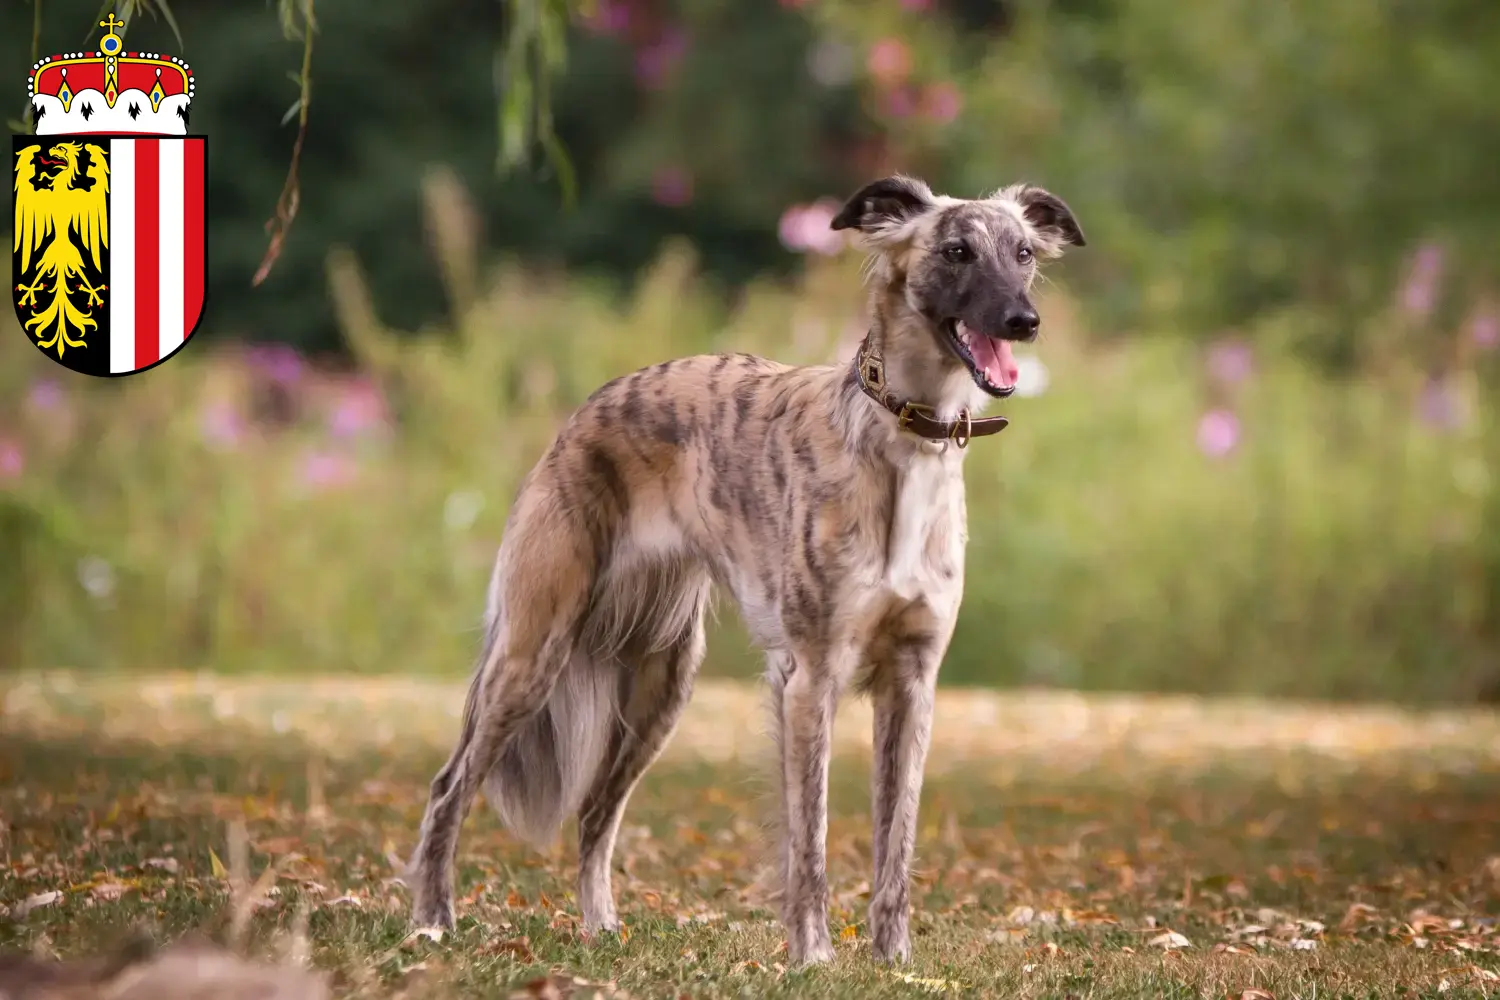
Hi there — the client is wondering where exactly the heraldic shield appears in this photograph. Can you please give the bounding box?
[12,14,206,377]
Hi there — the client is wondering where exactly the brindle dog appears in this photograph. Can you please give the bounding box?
[407,174,1085,965]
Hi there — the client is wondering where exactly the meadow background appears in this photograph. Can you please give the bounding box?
[2,0,1499,703]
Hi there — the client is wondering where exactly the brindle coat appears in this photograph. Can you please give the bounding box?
[407,175,1086,965]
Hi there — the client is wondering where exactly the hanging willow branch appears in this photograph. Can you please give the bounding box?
[22,0,579,285]
[252,0,317,287]
[496,0,578,207]
[253,0,578,283]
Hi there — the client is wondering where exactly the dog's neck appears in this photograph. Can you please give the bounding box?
[869,309,994,419]
[838,308,1008,455]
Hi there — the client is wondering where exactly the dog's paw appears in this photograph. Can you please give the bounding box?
[869,896,911,963]
[871,931,911,964]
[580,915,621,940]
[788,940,836,966]
[409,894,456,932]
[786,925,836,966]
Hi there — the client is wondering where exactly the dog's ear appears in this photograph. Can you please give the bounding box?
[830,175,937,235]
[1007,185,1087,253]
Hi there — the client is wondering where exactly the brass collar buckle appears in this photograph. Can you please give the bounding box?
[895,399,935,431]
[949,407,973,449]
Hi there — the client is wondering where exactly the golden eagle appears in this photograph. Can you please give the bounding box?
[14,142,110,357]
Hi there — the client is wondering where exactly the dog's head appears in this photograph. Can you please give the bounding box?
[832,175,1085,400]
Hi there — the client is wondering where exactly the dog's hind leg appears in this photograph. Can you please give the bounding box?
[407,537,591,930]
[577,584,709,934]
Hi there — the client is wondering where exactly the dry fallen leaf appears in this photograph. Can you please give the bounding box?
[1236,989,1276,1000]
[1067,909,1120,925]
[888,971,968,993]
[12,891,61,919]
[484,937,536,963]
[1148,930,1193,951]
[398,927,445,948]
[1438,965,1500,985]
[1337,902,1379,933]
[985,927,1028,946]
[90,881,132,901]
[1213,942,1258,956]
[840,925,858,941]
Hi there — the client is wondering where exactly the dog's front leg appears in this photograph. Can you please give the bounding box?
[868,649,940,963]
[777,653,839,966]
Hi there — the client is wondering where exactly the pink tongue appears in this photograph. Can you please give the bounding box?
[967,333,1019,389]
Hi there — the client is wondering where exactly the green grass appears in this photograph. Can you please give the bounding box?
[3,674,1499,998]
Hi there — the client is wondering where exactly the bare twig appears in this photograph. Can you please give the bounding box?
[253,0,317,287]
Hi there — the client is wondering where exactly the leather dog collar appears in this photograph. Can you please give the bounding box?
[853,337,1009,448]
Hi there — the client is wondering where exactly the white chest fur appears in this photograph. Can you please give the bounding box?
[881,447,965,605]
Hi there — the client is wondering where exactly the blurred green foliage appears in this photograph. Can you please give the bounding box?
[3,0,1498,700]
[3,168,1497,701]
[4,0,1496,362]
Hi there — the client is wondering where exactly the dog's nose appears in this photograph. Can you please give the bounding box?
[1003,306,1040,340]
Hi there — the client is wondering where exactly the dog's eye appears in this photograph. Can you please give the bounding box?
[942,245,972,264]
[1016,245,1034,264]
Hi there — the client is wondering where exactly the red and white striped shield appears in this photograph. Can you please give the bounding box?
[12,135,207,377]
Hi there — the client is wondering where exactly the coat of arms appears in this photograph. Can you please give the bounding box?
[12,12,206,377]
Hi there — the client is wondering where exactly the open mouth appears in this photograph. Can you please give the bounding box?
[942,319,1021,398]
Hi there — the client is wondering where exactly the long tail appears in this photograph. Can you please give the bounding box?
[480,648,617,846]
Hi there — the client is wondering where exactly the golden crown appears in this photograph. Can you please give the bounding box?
[27,14,195,136]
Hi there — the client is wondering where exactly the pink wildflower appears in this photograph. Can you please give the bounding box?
[0,439,22,480]
[881,86,916,119]
[921,82,962,124]
[634,29,688,90]
[329,378,391,438]
[650,166,694,208]
[579,0,630,35]
[1206,338,1254,386]
[778,200,845,255]
[867,38,911,87]
[1196,409,1240,458]
[1416,375,1466,430]
[1400,242,1444,318]
[298,451,359,492]
[1470,310,1498,351]
[200,400,244,449]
